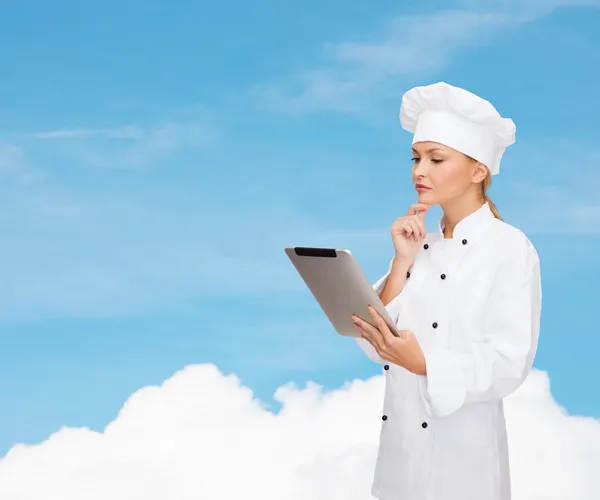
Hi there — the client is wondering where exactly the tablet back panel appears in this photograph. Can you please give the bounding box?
[285,247,397,337]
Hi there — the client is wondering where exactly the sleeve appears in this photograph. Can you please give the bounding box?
[417,237,542,417]
[354,256,406,364]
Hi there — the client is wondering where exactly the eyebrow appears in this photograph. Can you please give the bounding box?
[412,147,445,154]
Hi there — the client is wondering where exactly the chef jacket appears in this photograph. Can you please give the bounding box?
[355,201,542,500]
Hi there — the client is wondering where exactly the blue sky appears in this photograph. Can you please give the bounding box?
[0,0,599,457]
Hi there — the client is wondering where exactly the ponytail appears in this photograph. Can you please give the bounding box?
[481,168,502,221]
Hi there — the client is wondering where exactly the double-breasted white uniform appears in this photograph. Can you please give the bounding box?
[356,202,542,500]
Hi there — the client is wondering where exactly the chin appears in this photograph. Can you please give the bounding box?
[417,192,436,203]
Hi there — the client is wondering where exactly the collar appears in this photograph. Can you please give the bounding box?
[437,201,495,244]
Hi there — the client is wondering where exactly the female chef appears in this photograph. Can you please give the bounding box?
[351,82,542,500]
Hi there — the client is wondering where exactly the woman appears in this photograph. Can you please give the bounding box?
[351,82,542,500]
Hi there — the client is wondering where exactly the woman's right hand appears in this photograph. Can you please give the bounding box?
[390,203,430,265]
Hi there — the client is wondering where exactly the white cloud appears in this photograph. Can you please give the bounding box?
[23,119,215,169]
[0,180,321,320]
[255,10,510,116]
[0,142,26,172]
[500,138,600,235]
[256,1,599,116]
[458,0,600,19]
[505,181,600,235]
[28,126,143,140]
[0,365,598,500]
[0,141,43,184]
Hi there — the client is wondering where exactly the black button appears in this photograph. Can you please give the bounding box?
[432,322,438,329]
[424,244,429,249]
[384,364,389,370]
[462,239,468,245]
[382,415,388,421]
[421,422,428,428]
[440,273,446,280]
[406,271,410,278]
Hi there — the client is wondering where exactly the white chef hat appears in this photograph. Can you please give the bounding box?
[399,82,516,175]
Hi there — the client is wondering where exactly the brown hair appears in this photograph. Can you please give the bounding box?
[481,168,502,221]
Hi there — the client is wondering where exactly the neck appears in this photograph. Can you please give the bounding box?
[441,196,486,238]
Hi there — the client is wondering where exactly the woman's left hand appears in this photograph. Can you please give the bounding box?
[352,306,427,376]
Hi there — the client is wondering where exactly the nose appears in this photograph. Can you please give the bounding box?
[413,159,427,179]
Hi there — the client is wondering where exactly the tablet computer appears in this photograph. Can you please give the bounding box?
[285,247,398,338]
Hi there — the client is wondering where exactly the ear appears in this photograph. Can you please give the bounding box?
[472,161,488,183]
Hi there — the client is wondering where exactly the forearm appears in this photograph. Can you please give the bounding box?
[380,256,412,306]
[419,256,541,417]
[418,340,534,417]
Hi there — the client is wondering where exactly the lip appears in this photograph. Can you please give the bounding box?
[415,184,432,192]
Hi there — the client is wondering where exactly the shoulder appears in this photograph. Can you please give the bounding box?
[488,218,540,269]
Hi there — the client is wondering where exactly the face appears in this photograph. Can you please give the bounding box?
[411,141,488,205]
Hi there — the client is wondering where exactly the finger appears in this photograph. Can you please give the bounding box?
[402,221,415,238]
[380,324,397,346]
[355,315,382,339]
[368,306,395,346]
[353,322,366,337]
[358,325,374,343]
[355,323,380,350]
[406,219,420,236]
[416,207,429,226]
[358,325,380,353]
[406,220,420,239]
[407,226,418,244]
[353,315,385,349]
[406,203,431,216]
[395,222,412,242]
[412,216,427,239]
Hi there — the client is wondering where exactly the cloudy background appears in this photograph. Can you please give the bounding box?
[0,0,599,498]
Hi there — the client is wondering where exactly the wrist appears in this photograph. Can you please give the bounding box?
[392,255,413,271]
[410,358,427,376]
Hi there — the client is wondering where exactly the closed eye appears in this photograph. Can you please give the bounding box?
[412,157,443,164]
